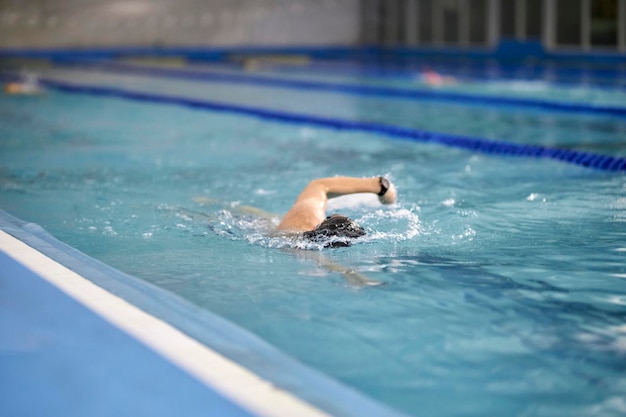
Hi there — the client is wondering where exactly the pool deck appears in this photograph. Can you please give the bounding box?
[0,229,333,417]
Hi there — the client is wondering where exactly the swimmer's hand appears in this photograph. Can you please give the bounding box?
[378,179,397,205]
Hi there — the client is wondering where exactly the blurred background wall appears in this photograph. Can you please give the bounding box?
[0,0,624,53]
[0,0,360,48]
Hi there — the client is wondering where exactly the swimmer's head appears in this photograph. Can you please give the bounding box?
[303,214,366,248]
[4,83,21,94]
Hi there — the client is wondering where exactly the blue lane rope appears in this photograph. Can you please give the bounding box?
[3,44,625,78]
[27,78,626,171]
[57,61,626,120]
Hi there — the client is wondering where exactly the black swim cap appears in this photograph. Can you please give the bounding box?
[303,214,366,248]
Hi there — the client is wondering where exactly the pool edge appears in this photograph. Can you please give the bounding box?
[0,209,411,417]
[0,229,332,417]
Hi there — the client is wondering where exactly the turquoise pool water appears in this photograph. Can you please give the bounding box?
[1,58,626,417]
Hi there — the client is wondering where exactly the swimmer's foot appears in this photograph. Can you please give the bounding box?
[192,196,219,205]
[343,270,385,287]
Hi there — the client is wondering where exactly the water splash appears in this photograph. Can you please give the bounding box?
[204,203,424,250]
[356,205,423,243]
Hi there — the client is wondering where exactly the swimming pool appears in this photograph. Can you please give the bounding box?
[1,55,626,417]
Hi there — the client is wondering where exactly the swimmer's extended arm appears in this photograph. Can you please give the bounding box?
[278,176,397,232]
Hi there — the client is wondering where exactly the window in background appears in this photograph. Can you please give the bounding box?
[469,0,488,44]
[591,0,618,47]
[526,0,543,38]
[418,0,434,43]
[442,0,460,43]
[556,0,582,45]
[501,0,516,38]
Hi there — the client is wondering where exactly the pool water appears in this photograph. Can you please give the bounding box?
[28,62,626,155]
[1,58,626,417]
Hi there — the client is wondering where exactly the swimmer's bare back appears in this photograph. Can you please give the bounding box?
[277,176,397,233]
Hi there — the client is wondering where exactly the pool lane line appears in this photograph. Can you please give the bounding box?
[55,60,626,120]
[35,77,626,171]
[286,61,626,92]
[221,57,626,91]
[138,57,626,91]
[61,54,626,86]
[0,211,411,417]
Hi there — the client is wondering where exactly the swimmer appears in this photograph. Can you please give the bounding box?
[420,69,456,87]
[187,176,396,284]
[278,176,397,247]
[4,73,43,95]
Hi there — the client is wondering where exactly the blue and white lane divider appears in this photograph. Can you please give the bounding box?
[28,78,626,171]
[56,61,626,120]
